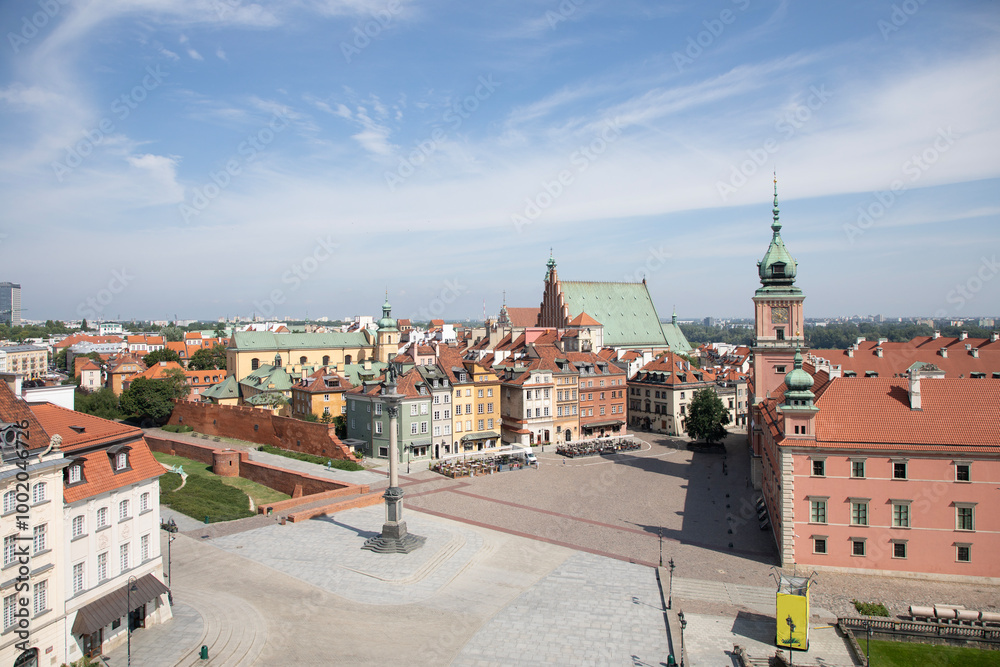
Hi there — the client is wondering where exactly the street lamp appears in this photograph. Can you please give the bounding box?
[786,615,796,667]
[866,621,873,665]
[678,610,687,667]
[127,575,138,667]
[658,527,663,567]
[160,518,178,585]
[668,557,676,610]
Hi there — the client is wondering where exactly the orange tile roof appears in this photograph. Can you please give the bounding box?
[633,352,716,385]
[0,383,51,449]
[53,334,124,349]
[506,307,540,327]
[808,336,1000,379]
[30,403,164,502]
[568,312,601,327]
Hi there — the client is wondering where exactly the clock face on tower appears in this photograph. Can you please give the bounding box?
[772,306,789,324]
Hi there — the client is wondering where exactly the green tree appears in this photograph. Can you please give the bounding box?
[119,377,179,425]
[75,387,122,420]
[333,415,347,438]
[301,412,319,422]
[188,344,227,371]
[142,348,182,367]
[161,367,192,399]
[685,388,731,444]
[54,348,68,371]
[80,319,89,331]
[213,321,226,338]
[160,325,184,342]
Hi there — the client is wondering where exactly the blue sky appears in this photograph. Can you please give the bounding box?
[1,0,998,323]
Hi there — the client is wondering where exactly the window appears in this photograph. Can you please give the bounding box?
[956,544,971,562]
[140,492,149,513]
[410,423,418,435]
[813,537,827,554]
[32,580,46,615]
[809,500,827,524]
[892,503,910,528]
[378,446,388,458]
[851,460,865,478]
[141,534,150,562]
[115,452,128,470]
[543,407,550,417]
[72,515,85,538]
[3,594,15,628]
[478,404,484,414]
[892,541,907,559]
[420,421,428,434]
[97,507,108,528]
[478,389,484,398]
[487,388,493,397]
[72,562,84,594]
[444,409,450,419]
[956,505,975,531]
[97,552,107,582]
[892,461,907,479]
[120,544,130,572]
[487,419,494,429]
[465,389,472,397]
[33,524,46,553]
[68,465,82,484]
[811,459,825,476]
[251,358,260,370]
[775,366,786,374]
[433,426,440,436]
[119,499,130,521]
[851,501,868,526]
[410,404,418,416]
[776,329,785,341]
[3,536,15,566]
[477,419,484,431]
[955,463,971,482]
[466,420,472,431]
[31,483,45,504]
[2,491,14,514]
[851,539,866,557]
[420,403,428,415]
[375,422,382,434]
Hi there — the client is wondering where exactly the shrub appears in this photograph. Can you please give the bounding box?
[852,599,890,617]
[258,444,364,471]
[161,424,193,433]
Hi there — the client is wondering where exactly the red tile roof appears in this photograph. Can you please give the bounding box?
[30,403,164,502]
[0,383,51,449]
[506,307,540,327]
[808,336,1000,379]
[568,312,601,327]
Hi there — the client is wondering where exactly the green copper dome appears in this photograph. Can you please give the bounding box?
[377,296,397,331]
[784,350,813,393]
[757,179,798,287]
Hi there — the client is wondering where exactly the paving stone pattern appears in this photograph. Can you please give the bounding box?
[103,602,203,667]
[452,551,672,667]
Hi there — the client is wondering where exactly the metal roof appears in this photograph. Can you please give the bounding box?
[559,281,668,348]
[71,573,169,635]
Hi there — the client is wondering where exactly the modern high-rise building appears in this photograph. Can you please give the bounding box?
[0,282,20,326]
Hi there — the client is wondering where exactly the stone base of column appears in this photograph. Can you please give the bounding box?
[362,520,425,554]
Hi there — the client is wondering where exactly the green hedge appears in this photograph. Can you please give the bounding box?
[258,444,363,471]
[161,424,193,433]
[852,599,890,617]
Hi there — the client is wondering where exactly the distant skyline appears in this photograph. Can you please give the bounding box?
[1,1,998,323]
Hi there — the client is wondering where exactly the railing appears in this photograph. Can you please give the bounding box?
[839,616,1000,644]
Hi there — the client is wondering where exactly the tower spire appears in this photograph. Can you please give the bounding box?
[772,171,781,233]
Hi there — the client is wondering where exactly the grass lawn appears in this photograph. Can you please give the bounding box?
[154,452,290,507]
[869,639,1000,666]
[258,444,364,471]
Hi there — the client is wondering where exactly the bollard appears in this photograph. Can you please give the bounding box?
[200,645,209,659]
[204,515,209,524]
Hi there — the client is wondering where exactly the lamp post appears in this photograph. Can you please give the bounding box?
[678,610,687,667]
[866,621,873,665]
[668,557,675,610]
[160,518,177,585]
[127,575,138,667]
[786,615,796,667]
[658,527,663,567]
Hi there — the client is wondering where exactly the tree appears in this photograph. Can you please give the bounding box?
[119,377,180,425]
[160,325,184,342]
[188,344,227,371]
[75,387,122,420]
[80,319,89,331]
[333,415,347,439]
[54,348,68,371]
[213,321,226,338]
[685,388,731,444]
[143,348,182,367]
[161,367,192,399]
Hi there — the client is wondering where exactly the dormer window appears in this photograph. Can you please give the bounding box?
[108,445,132,473]
[115,452,127,470]
[772,262,785,277]
[67,464,83,485]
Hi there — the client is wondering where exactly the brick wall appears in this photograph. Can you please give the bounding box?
[145,436,368,499]
[166,401,358,461]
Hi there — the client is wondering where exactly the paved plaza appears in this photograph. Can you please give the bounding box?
[122,428,999,665]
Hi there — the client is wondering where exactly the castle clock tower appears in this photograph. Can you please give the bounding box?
[751,178,805,403]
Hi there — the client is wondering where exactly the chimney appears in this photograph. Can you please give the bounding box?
[940,347,948,358]
[960,331,968,340]
[908,373,922,410]
[933,330,940,339]
[992,332,999,343]
[971,348,980,358]
[965,343,972,351]
[876,347,884,358]
[847,348,854,357]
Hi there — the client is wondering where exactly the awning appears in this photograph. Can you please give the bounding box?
[459,430,499,442]
[72,574,169,635]
[581,420,625,429]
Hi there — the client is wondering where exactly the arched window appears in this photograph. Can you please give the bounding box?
[322,355,330,366]
[345,355,352,365]
[251,358,260,370]
[299,356,307,365]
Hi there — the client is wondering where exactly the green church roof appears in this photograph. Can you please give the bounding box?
[559,280,668,348]
[201,375,239,400]
[230,330,370,351]
[757,178,800,295]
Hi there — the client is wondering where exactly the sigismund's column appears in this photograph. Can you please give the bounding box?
[363,367,424,554]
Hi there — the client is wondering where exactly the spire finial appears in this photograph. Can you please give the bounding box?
[771,171,781,233]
